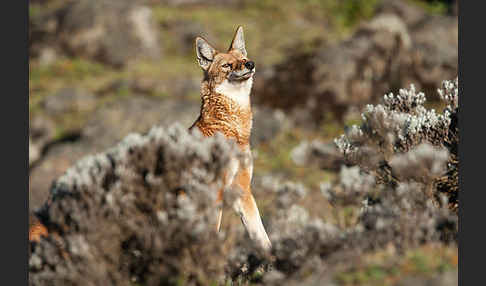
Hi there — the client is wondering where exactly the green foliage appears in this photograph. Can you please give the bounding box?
[336,265,389,285]
[30,58,108,82]
[328,0,382,30]
[29,57,114,101]
[408,0,449,15]
[29,4,42,19]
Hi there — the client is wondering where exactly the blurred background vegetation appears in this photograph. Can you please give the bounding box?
[29,0,458,285]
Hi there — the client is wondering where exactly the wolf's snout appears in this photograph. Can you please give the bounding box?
[245,61,255,70]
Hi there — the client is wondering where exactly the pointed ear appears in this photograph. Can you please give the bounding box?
[195,37,216,70]
[229,26,247,57]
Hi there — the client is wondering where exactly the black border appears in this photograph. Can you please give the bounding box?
[457,0,463,282]
[2,0,28,284]
[458,0,479,285]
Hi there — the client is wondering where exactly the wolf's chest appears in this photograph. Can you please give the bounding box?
[197,101,252,145]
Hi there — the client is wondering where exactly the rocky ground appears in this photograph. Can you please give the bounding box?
[29,0,458,285]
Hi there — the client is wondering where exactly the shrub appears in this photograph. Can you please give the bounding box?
[260,79,458,284]
[29,124,246,286]
[335,78,458,211]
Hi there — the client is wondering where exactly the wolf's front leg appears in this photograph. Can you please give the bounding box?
[216,187,224,232]
[234,190,272,251]
[216,209,223,232]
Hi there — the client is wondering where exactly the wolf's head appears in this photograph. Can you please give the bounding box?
[195,26,255,89]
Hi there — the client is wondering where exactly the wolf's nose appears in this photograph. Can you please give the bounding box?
[245,61,255,70]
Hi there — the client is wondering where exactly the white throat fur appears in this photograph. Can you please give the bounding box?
[215,77,253,107]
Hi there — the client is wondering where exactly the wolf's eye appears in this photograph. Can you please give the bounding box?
[223,63,232,68]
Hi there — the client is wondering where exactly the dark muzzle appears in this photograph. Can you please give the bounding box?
[245,61,255,70]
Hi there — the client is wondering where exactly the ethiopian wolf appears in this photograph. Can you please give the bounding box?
[190,26,272,251]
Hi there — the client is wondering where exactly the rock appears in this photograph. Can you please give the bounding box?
[30,115,56,144]
[30,89,97,203]
[375,0,426,27]
[38,47,57,67]
[29,142,87,210]
[42,88,96,116]
[29,115,56,167]
[29,138,41,167]
[409,15,458,97]
[30,0,161,67]
[375,0,458,97]
[254,13,412,122]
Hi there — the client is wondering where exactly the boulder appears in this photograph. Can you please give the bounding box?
[29,115,56,167]
[42,88,97,116]
[254,13,412,122]
[30,0,161,67]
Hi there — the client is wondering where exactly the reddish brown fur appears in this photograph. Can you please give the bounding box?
[234,166,254,212]
[29,215,48,243]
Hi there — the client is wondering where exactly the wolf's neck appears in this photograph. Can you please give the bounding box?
[214,78,253,107]
[200,78,253,112]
